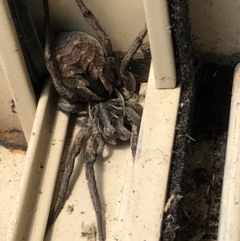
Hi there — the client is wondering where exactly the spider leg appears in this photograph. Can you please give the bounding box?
[126,106,141,126]
[48,123,91,226]
[126,100,143,117]
[119,24,148,99]
[120,24,148,75]
[103,88,125,118]
[125,104,143,157]
[85,127,105,241]
[75,0,114,59]
[115,117,131,141]
[43,0,79,103]
[95,102,118,145]
[130,123,139,158]
[58,97,87,113]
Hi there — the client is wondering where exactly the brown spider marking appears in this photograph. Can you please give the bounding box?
[81,221,97,241]
[66,204,74,214]
[9,99,17,113]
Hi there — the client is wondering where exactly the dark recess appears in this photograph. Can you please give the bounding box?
[192,63,233,141]
[161,0,234,239]
[161,0,196,240]
[176,63,233,240]
[7,0,47,96]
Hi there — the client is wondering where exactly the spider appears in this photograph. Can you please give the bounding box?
[43,0,147,240]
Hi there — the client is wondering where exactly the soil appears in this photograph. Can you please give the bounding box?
[177,62,234,240]
[0,129,27,150]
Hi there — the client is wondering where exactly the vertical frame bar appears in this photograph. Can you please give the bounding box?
[217,63,240,241]
[143,0,176,88]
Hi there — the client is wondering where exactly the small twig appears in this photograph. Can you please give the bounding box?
[164,194,175,212]
[186,134,196,142]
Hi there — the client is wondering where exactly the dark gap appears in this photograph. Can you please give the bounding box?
[7,0,47,96]
[161,0,196,240]
[162,0,234,239]
[176,63,233,240]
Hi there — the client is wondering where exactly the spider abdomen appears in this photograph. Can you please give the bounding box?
[53,31,116,101]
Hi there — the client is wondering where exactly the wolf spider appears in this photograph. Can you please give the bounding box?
[43,0,147,240]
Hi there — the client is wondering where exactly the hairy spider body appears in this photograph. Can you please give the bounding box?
[53,31,116,102]
[43,0,147,240]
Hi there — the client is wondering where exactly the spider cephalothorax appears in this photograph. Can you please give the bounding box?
[53,31,116,102]
[43,0,147,240]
